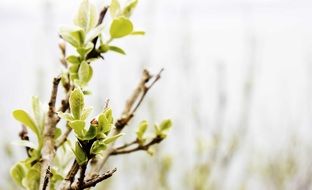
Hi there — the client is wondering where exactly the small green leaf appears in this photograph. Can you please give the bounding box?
[78,62,93,85]
[59,26,85,47]
[109,46,126,55]
[122,0,138,17]
[13,110,40,140]
[159,119,172,132]
[82,125,97,140]
[73,142,88,165]
[57,112,74,122]
[103,133,124,144]
[74,0,98,32]
[69,64,80,74]
[90,140,107,155]
[32,96,45,131]
[81,107,93,120]
[66,55,81,64]
[110,16,133,38]
[22,167,40,190]
[98,108,113,134]
[136,120,148,141]
[110,0,121,17]
[155,119,172,138]
[131,31,145,35]
[99,44,109,53]
[10,163,26,186]
[77,42,94,57]
[69,120,86,138]
[69,88,85,119]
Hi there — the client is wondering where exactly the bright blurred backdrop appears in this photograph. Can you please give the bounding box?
[1,0,312,189]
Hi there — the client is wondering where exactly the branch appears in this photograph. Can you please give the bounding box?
[71,168,117,190]
[115,140,137,151]
[40,77,61,190]
[111,137,163,156]
[77,164,88,190]
[42,166,52,190]
[60,160,80,190]
[55,125,71,148]
[115,68,164,131]
[89,69,164,174]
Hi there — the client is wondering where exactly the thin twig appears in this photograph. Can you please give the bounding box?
[55,126,72,148]
[71,168,117,190]
[42,166,52,190]
[115,68,164,131]
[40,76,61,190]
[77,164,88,190]
[111,137,163,156]
[114,140,137,150]
[60,160,80,190]
[89,69,164,174]
[19,125,32,157]
[59,40,67,68]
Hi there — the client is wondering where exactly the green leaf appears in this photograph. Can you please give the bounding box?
[69,120,86,138]
[155,119,172,138]
[57,112,74,122]
[131,31,145,35]
[82,125,97,140]
[81,107,93,120]
[90,140,107,155]
[109,46,126,55]
[66,55,81,64]
[12,140,37,149]
[59,26,85,47]
[103,133,124,144]
[22,167,40,190]
[98,108,113,134]
[77,42,94,57]
[78,62,93,85]
[110,16,133,38]
[69,88,85,119]
[10,163,26,186]
[32,96,45,131]
[73,142,88,165]
[110,0,121,17]
[12,110,40,140]
[99,44,109,53]
[69,64,80,74]
[159,119,172,132]
[136,120,148,141]
[122,0,138,17]
[85,23,105,43]
[74,0,98,32]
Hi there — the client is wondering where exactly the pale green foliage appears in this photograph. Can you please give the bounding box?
[69,88,85,119]
[10,0,171,189]
[58,0,145,87]
[154,119,172,138]
[10,163,26,186]
[13,110,39,141]
[110,16,133,38]
[73,0,98,33]
[136,120,148,144]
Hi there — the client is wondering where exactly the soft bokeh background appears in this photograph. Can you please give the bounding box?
[1,0,312,189]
